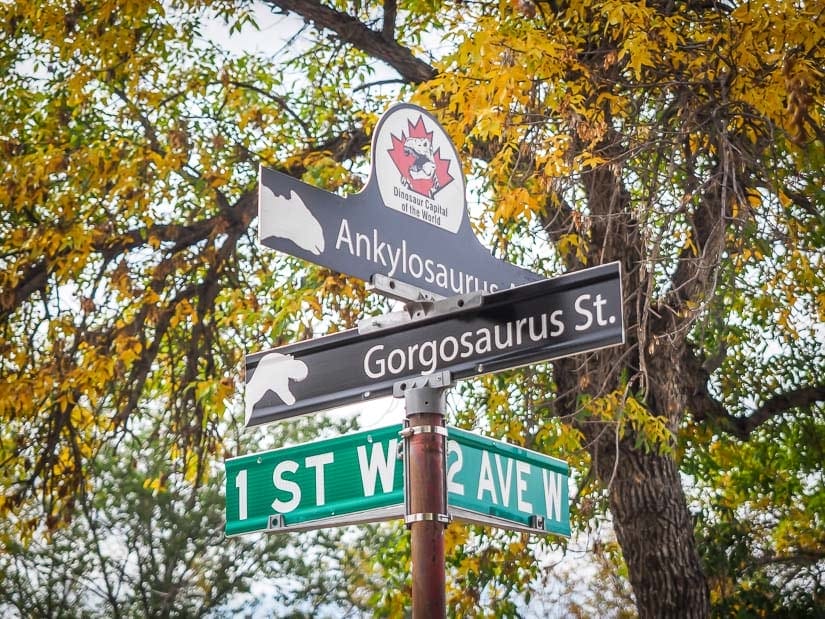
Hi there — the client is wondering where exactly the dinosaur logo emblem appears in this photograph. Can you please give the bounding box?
[387,115,454,199]
[375,105,466,233]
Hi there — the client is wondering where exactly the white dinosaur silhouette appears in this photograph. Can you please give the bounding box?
[259,186,325,255]
[245,352,309,424]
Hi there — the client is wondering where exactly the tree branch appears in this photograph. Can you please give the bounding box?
[260,0,436,83]
[750,548,825,569]
[653,117,751,340]
[0,128,367,326]
[382,0,397,41]
[693,381,825,440]
[686,347,825,439]
[743,386,825,435]
[658,191,727,330]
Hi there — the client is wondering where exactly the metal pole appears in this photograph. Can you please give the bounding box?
[397,372,450,619]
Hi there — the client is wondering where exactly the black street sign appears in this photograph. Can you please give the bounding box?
[244,262,624,427]
[258,103,541,299]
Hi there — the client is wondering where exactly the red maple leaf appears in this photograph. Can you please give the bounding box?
[432,147,454,192]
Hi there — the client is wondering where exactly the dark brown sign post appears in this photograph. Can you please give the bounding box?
[397,373,451,618]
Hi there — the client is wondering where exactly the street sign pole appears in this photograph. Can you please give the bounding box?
[396,372,451,619]
[230,103,616,615]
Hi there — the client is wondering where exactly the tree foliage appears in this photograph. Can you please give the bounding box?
[0,0,378,530]
[1,0,824,616]
[413,1,825,613]
[0,413,368,617]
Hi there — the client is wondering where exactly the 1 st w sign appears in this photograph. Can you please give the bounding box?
[225,425,404,536]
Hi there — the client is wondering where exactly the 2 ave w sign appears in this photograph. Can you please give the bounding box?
[447,427,570,537]
[225,424,570,536]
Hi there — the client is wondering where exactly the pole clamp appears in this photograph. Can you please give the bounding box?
[405,512,451,525]
[399,425,448,438]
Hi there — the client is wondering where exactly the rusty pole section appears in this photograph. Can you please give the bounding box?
[398,372,451,619]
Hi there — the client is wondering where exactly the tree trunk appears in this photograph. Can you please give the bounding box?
[605,442,710,617]
[542,122,714,614]
[556,226,710,618]
[556,343,711,616]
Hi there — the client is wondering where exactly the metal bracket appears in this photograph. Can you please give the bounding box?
[268,514,285,530]
[358,290,483,335]
[392,371,452,398]
[529,515,546,531]
[399,425,448,438]
[368,274,442,303]
[356,310,411,333]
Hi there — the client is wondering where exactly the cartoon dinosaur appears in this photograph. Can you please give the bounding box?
[403,136,439,196]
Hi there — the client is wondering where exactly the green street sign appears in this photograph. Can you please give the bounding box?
[225,424,404,536]
[446,427,571,537]
[225,424,570,537]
